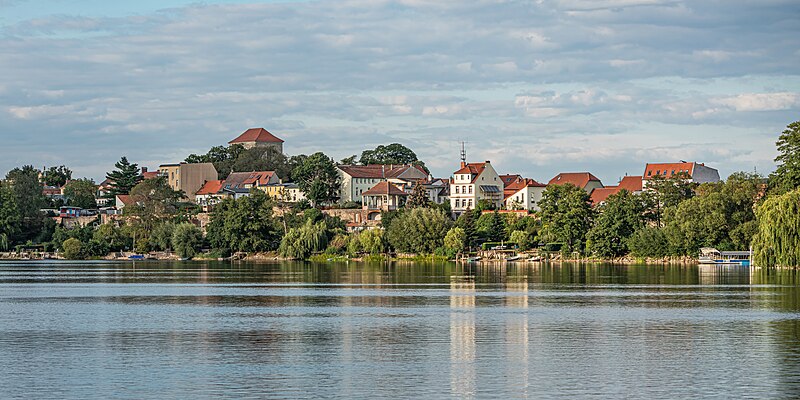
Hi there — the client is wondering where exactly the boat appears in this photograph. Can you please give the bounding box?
[506,255,523,262]
[698,247,751,266]
[128,254,145,260]
[527,256,541,262]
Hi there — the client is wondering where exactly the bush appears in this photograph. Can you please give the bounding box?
[172,223,203,259]
[444,227,466,253]
[279,220,328,259]
[627,227,670,258]
[62,238,84,260]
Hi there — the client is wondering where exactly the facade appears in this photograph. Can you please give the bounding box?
[642,162,720,187]
[158,162,218,199]
[548,172,604,193]
[450,161,503,215]
[228,127,284,153]
[266,183,306,203]
[420,178,450,204]
[504,178,547,211]
[195,180,228,211]
[337,164,429,203]
[361,181,408,211]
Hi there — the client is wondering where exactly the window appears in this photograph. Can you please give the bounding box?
[647,171,652,176]
[468,186,472,194]
[456,199,461,208]
[656,170,660,175]
[455,186,460,194]
[462,186,467,194]
[671,170,675,175]
[468,199,473,207]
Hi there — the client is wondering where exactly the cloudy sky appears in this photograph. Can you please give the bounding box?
[1,0,798,184]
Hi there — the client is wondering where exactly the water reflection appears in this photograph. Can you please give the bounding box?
[450,275,476,399]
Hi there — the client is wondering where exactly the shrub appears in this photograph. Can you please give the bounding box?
[172,223,203,259]
[62,238,84,260]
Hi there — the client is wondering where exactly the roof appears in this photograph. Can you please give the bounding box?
[361,181,409,196]
[196,180,225,195]
[453,162,487,177]
[500,174,523,187]
[142,171,159,180]
[116,194,133,206]
[338,164,427,179]
[618,176,643,192]
[242,171,276,186]
[223,171,275,190]
[589,187,620,205]
[548,172,602,189]
[643,162,695,179]
[504,178,546,199]
[229,128,284,144]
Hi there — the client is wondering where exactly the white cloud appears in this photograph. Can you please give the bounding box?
[712,92,800,112]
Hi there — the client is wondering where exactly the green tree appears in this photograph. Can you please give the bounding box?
[125,176,184,232]
[406,183,429,208]
[752,188,800,267]
[172,223,203,259]
[586,190,646,257]
[186,144,246,179]
[539,184,593,253]
[340,155,357,165]
[769,120,800,194]
[627,227,670,258]
[42,165,72,187]
[206,190,281,254]
[6,165,46,242]
[455,209,479,249]
[509,230,535,251]
[444,227,467,253]
[385,207,451,254]
[293,152,341,206]
[0,183,21,250]
[149,222,177,251]
[357,229,387,255]
[62,237,84,260]
[105,157,142,197]
[645,173,696,226]
[359,143,420,165]
[63,178,97,209]
[279,219,328,259]
[93,224,131,252]
[476,211,506,242]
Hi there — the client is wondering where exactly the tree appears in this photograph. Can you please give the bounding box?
[357,229,387,255]
[231,147,291,179]
[645,173,696,226]
[63,178,97,209]
[455,209,479,250]
[476,211,506,242]
[62,238,84,260]
[105,157,142,197]
[42,165,72,187]
[385,207,452,254]
[752,188,800,267]
[279,219,328,259]
[93,224,131,252]
[586,190,646,257]
[6,165,46,242]
[769,120,800,194]
[293,152,341,206]
[539,184,593,253]
[172,223,203,259]
[444,227,467,253]
[627,227,670,258]
[186,144,246,179]
[149,222,176,251]
[359,143,420,165]
[340,155,357,165]
[406,183,429,208]
[125,176,184,232]
[509,230,535,251]
[0,183,21,250]
[206,190,281,254]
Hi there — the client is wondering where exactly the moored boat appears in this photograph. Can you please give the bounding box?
[699,247,751,266]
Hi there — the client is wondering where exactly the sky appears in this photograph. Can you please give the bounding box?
[0,0,798,185]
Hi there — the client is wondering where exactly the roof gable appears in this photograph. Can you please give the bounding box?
[361,181,408,196]
[548,172,602,189]
[338,164,425,179]
[229,128,284,144]
[618,176,643,192]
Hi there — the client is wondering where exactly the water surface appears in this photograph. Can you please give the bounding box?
[1,261,799,399]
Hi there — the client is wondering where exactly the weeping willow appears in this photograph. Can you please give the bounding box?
[752,189,800,268]
[279,220,328,260]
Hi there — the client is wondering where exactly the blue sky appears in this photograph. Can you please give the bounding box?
[1,0,799,184]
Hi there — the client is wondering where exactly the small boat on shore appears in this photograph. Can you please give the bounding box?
[699,247,751,266]
[506,255,523,262]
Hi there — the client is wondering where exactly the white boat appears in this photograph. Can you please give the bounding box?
[698,247,751,266]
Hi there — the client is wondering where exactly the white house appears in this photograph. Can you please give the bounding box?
[450,161,503,215]
[504,178,547,211]
[337,164,429,203]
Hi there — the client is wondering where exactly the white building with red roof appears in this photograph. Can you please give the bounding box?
[228,127,284,153]
[450,160,503,215]
[504,178,547,211]
[337,164,429,203]
[361,181,409,211]
[195,180,228,211]
[642,161,719,188]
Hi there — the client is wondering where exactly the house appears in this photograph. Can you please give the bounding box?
[548,172,604,193]
[218,171,280,199]
[420,178,450,205]
[361,181,408,211]
[589,176,644,206]
[337,164,429,203]
[158,162,218,199]
[617,175,643,194]
[266,182,306,203]
[642,162,720,187]
[504,178,547,211]
[195,180,227,211]
[228,127,284,153]
[115,194,133,210]
[450,160,503,216]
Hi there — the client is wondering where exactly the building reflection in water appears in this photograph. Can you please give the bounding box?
[450,275,476,399]
[504,275,529,397]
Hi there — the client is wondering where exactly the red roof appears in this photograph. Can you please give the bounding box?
[229,128,284,144]
[142,171,159,180]
[618,176,643,192]
[116,194,133,206]
[499,174,523,187]
[643,162,695,180]
[242,171,276,186]
[338,164,427,179]
[361,181,409,196]
[504,178,546,199]
[590,187,619,205]
[453,162,487,176]
[548,172,602,189]
[196,180,225,195]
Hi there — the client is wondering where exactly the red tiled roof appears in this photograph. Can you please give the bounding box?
[242,171,276,186]
[142,171,159,179]
[548,172,602,189]
[499,174,523,187]
[643,162,694,180]
[229,128,284,144]
[453,162,487,176]
[590,187,620,205]
[196,180,225,195]
[116,194,133,206]
[618,175,643,192]
[361,181,409,196]
[338,164,427,179]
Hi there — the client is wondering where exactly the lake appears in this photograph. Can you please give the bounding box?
[1,261,799,399]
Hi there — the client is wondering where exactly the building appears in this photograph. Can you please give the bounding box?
[228,127,284,153]
[642,162,720,187]
[450,160,503,215]
[337,164,429,203]
[158,163,218,199]
[361,181,408,211]
[420,178,450,205]
[504,178,546,211]
[548,172,604,193]
[266,182,306,203]
[589,175,644,206]
[195,180,227,211]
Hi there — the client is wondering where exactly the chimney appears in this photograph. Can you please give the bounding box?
[460,161,466,168]
[141,167,148,174]
[485,160,491,164]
